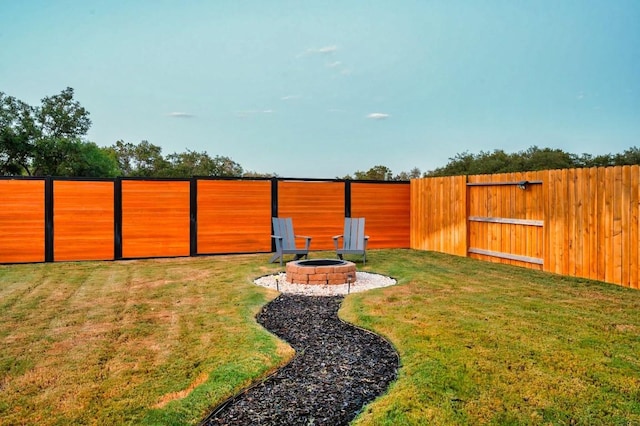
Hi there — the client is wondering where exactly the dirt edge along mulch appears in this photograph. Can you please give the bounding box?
[201,294,399,426]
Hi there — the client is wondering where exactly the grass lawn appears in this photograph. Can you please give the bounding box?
[1,250,639,425]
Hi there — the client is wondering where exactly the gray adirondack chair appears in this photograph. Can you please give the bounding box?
[333,217,369,264]
[270,217,312,266]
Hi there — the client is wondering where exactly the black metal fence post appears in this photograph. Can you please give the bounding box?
[345,179,351,218]
[114,178,122,260]
[44,177,54,262]
[190,178,198,257]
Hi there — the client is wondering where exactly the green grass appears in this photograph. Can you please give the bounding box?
[1,250,639,425]
[341,250,640,426]
[0,255,292,425]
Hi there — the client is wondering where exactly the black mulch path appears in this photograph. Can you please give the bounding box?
[201,294,399,426]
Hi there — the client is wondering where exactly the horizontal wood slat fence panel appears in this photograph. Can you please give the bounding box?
[0,179,45,263]
[277,181,345,251]
[197,180,272,253]
[121,180,191,258]
[0,177,409,263]
[410,176,467,256]
[53,181,115,261]
[351,183,410,248]
[410,166,639,289]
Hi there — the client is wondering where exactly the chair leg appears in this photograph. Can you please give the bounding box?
[269,252,281,264]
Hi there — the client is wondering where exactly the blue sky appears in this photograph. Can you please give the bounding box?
[1,1,639,178]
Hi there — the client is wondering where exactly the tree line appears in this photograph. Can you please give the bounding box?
[1,88,260,178]
[425,146,640,177]
[2,88,638,180]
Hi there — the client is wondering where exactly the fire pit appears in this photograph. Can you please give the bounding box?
[286,259,357,285]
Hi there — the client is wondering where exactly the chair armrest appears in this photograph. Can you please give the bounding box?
[332,235,343,250]
[296,235,312,250]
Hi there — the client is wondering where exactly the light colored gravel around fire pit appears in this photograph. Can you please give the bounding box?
[254,271,397,296]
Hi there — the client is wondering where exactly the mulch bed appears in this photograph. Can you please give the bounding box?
[201,294,399,426]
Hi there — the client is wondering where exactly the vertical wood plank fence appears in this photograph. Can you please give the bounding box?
[410,176,467,256]
[410,166,640,289]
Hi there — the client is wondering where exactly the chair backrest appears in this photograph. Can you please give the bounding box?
[272,217,297,249]
[343,217,366,250]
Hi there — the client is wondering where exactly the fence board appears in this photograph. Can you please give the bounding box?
[410,176,466,255]
[570,168,579,276]
[0,180,45,263]
[278,181,344,251]
[197,180,271,253]
[552,170,565,274]
[604,168,614,283]
[121,180,190,258]
[351,183,410,248]
[53,180,114,261]
[621,166,631,287]
[586,167,596,280]
[631,167,639,289]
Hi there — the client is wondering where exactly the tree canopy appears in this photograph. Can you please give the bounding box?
[425,146,640,177]
[105,140,245,178]
[0,88,118,177]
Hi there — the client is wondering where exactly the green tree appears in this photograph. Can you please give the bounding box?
[1,87,93,176]
[0,93,39,175]
[427,146,584,177]
[164,150,243,177]
[109,140,169,177]
[353,165,393,180]
[35,87,91,139]
[613,146,640,166]
[518,146,576,171]
[393,167,422,180]
[243,170,278,178]
[32,138,119,177]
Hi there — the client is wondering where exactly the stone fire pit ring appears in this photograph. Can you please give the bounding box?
[286,259,357,285]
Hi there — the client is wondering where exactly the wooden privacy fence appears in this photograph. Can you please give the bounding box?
[2,166,638,290]
[0,177,410,263]
[411,166,640,289]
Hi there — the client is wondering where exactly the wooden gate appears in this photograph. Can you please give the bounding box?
[467,172,545,269]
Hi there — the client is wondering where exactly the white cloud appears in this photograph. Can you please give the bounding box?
[297,45,339,57]
[167,112,194,118]
[281,95,302,101]
[317,45,338,54]
[326,61,342,68]
[367,113,390,120]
